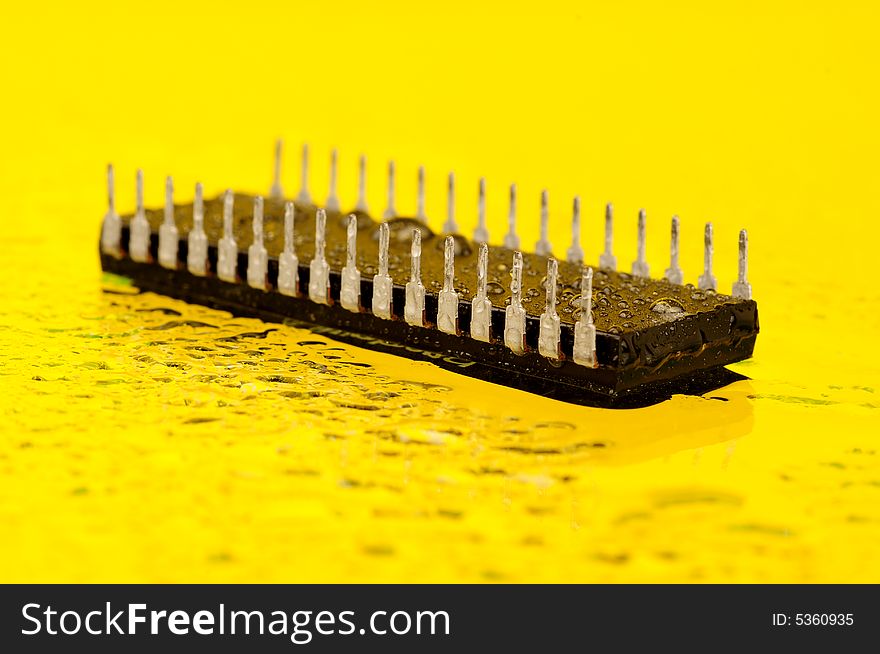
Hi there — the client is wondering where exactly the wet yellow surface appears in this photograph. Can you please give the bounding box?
[1,3,878,582]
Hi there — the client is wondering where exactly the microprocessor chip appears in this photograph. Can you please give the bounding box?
[99,144,758,408]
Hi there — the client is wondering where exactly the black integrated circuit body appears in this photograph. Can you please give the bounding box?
[99,170,759,409]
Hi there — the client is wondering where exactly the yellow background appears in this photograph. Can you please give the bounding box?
[0,2,878,582]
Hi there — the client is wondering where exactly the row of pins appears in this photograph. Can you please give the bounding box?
[101,147,753,368]
[103,142,754,295]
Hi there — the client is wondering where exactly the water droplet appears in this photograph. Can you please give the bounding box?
[487,281,504,295]
[651,299,685,315]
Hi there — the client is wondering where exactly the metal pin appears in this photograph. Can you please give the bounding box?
[340,214,362,312]
[503,183,520,249]
[404,229,426,326]
[247,196,268,290]
[163,176,174,224]
[732,229,752,299]
[444,172,458,233]
[107,165,115,215]
[270,138,284,200]
[504,251,527,354]
[535,189,552,256]
[566,196,584,263]
[355,154,368,212]
[664,215,684,285]
[187,183,208,276]
[296,143,311,205]
[437,236,460,334]
[100,164,122,256]
[158,175,179,269]
[473,178,489,243]
[538,258,562,359]
[599,202,617,270]
[372,223,393,319]
[326,148,340,212]
[383,160,396,220]
[217,190,238,282]
[470,242,492,342]
[129,169,151,262]
[416,166,427,223]
[573,267,597,367]
[308,208,331,304]
[698,222,717,291]
[631,209,650,277]
[277,201,299,296]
